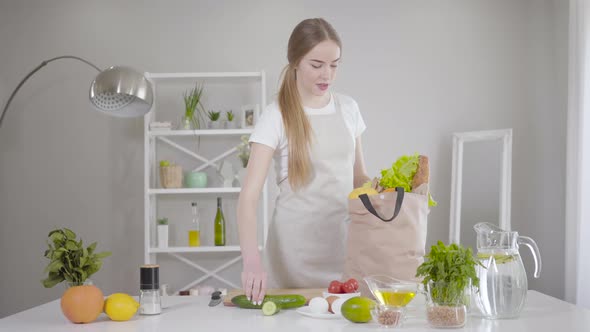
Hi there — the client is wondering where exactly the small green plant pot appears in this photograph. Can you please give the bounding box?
[185,171,207,188]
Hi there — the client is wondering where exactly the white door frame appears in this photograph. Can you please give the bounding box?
[565,0,589,307]
[449,129,513,244]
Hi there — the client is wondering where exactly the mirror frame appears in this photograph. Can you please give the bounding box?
[449,128,513,243]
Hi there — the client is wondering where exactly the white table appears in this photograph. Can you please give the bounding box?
[1,291,589,331]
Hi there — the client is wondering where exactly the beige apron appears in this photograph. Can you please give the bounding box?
[264,96,355,288]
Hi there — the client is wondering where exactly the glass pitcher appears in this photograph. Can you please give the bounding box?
[473,222,541,319]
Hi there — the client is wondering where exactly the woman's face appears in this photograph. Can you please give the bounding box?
[296,40,341,100]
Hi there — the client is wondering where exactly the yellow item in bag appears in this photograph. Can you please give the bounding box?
[348,187,379,199]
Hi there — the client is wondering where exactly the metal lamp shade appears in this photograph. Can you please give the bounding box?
[90,66,153,117]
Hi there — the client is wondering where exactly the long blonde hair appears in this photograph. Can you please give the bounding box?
[279,18,342,190]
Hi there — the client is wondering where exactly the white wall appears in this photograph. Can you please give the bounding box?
[0,0,568,317]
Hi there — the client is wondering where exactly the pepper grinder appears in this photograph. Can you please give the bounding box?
[139,264,162,315]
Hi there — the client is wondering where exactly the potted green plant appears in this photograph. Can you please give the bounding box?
[415,241,483,328]
[207,110,221,129]
[235,135,250,186]
[237,135,250,168]
[157,218,169,248]
[42,228,111,288]
[225,110,236,129]
[180,82,206,130]
[159,159,183,188]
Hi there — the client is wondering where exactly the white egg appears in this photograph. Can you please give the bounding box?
[309,297,329,314]
[331,298,345,316]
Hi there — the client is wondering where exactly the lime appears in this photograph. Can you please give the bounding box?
[341,296,376,323]
[262,300,280,316]
[104,293,139,321]
[159,160,171,167]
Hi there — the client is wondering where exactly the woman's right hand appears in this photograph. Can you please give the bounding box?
[241,255,267,305]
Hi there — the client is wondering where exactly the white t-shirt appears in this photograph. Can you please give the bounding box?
[249,93,366,183]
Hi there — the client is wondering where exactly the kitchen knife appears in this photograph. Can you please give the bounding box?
[209,291,222,307]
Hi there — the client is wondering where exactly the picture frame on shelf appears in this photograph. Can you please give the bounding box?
[241,104,259,129]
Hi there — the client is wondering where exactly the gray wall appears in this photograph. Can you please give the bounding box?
[0,0,568,317]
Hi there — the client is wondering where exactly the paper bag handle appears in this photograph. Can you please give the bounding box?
[358,187,404,222]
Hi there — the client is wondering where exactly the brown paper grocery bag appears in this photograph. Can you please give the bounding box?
[343,185,429,297]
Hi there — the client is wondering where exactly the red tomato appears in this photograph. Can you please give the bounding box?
[328,280,342,294]
[342,282,356,293]
[346,278,359,291]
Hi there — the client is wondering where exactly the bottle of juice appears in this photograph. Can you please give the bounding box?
[214,197,225,246]
[188,202,200,247]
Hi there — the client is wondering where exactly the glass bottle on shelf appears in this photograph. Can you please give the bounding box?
[188,202,200,247]
[214,197,226,246]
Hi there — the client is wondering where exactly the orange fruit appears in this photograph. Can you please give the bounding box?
[60,285,104,324]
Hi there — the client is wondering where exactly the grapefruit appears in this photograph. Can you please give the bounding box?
[60,285,104,324]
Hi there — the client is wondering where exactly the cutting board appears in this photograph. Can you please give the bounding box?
[223,288,324,306]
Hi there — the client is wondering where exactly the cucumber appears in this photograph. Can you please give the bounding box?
[262,301,281,316]
[231,294,306,309]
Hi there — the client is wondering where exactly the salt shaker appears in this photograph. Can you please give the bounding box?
[139,264,162,315]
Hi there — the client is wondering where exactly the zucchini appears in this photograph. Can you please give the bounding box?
[231,294,306,309]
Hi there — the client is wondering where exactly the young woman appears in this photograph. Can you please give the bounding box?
[237,18,370,304]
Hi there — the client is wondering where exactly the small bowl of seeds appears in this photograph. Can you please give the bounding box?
[371,304,405,328]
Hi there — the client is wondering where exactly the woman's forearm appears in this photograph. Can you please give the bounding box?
[237,143,275,264]
[237,194,260,263]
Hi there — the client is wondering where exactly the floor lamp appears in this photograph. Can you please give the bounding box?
[0,55,153,127]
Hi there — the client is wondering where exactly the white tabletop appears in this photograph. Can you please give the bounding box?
[1,291,589,331]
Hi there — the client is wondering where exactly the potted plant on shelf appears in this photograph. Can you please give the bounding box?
[415,241,483,329]
[225,110,236,129]
[207,110,221,129]
[180,82,205,130]
[235,135,250,186]
[157,218,169,248]
[237,135,250,168]
[42,228,111,323]
[159,160,183,189]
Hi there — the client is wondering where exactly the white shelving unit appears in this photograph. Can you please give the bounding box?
[143,71,268,291]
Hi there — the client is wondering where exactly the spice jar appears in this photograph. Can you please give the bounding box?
[139,265,162,315]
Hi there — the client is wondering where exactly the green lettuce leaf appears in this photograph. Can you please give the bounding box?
[379,154,419,192]
[379,153,437,207]
[428,193,437,207]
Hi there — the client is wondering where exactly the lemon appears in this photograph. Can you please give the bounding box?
[341,296,376,323]
[104,293,140,321]
[348,187,379,199]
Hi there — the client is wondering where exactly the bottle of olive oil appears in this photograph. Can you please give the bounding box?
[214,197,225,246]
[188,202,200,247]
